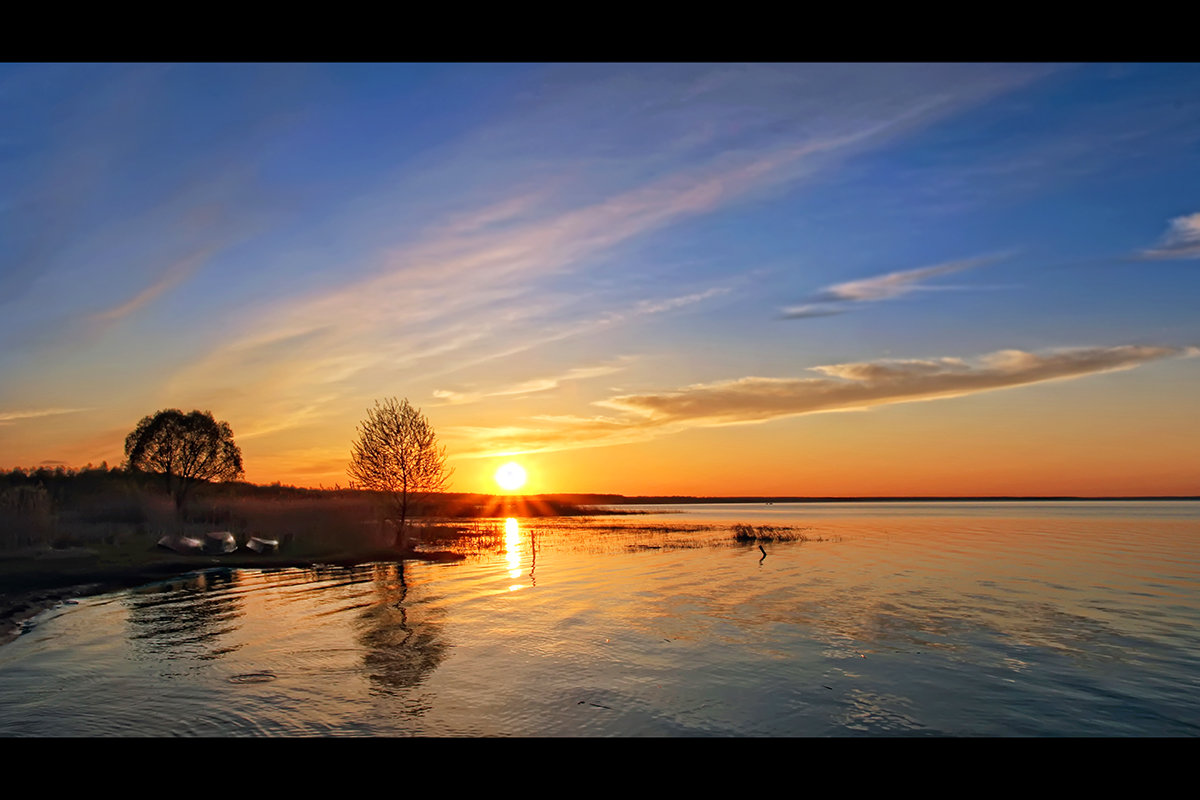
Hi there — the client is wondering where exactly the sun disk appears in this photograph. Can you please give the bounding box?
[494,462,527,491]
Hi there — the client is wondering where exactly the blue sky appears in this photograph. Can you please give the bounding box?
[2,63,1197,494]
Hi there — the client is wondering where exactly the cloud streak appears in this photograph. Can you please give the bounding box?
[604,345,1176,423]
[1,64,1061,478]
[781,254,1004,319]
[163,65,1045,441]
[0,407,88,426]
[433,357,635,406]
[634,287,731,315]
[90,249,213,324]
[454,344,1185,457]
[1140,212,1200,260]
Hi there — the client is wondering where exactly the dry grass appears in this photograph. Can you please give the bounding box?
[731,523,816,543]
[0,487,390,560]
[183,493,387,556]
[408,520,509,553]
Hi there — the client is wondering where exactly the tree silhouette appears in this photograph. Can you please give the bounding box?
[348,398,452,549]
[124,409,244,515]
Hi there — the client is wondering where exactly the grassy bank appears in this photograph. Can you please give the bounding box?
[0,472,481,641]
[0,469,827,644]
[0,467,632,628]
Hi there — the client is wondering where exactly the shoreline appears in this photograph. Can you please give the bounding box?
[1,583,111,649]
[0,546,464,649]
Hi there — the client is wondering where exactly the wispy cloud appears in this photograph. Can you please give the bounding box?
[453,344,1184,457]
[781,254,1005,319]
[415,284,732,388]
[0,407,88,425]
[433,357,635,406]
[605,345,1175,424]
[236,397,341,440]
[634,287,730,315]
[166,65,1045,427]
[4,64,1055,473]
[1140,212,1200,260]
[89,249,213,324]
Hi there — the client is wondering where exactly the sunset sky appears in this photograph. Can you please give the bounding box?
[2,63,1198,496]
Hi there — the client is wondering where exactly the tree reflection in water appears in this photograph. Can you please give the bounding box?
[529,525,537,587]
[123,568,245,664]
[355,561,447,693]
[119,561,448,695]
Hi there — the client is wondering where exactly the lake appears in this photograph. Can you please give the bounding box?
[2,501,1198,736]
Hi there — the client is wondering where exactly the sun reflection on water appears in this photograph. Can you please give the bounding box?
[505,518,523,587]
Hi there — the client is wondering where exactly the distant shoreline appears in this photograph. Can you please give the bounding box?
[588,495,1200,505]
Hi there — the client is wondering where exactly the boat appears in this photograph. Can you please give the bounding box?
[245,536,280,554]
[157,534,205,555]
[203,531,238,554]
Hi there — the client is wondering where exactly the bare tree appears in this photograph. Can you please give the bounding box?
[124,409,244,516]
[348,398,453,549]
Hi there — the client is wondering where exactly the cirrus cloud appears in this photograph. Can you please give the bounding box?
[1140,212,1200,260]
[452,344,1187,457]
[0,407,89,426]
[781,254,1007,319]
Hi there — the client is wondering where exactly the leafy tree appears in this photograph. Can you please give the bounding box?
[124,409,244,515]
[348,397,452,549]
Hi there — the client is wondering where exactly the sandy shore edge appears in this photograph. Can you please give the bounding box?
[1,585,107,648]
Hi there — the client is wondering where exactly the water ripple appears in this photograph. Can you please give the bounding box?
[1,502,1197,735]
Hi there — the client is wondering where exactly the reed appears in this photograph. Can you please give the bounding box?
[731,523,809,543]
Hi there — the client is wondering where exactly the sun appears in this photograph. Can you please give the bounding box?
[494,462,527,491]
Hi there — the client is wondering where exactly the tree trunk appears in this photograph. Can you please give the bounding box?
[393,490,409,550]
[172,475,186,533]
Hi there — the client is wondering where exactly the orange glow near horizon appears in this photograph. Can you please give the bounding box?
[13,363,1199,499]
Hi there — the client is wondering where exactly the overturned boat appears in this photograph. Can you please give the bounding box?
[203,531,238,554]
[157,534,205,555]
[245,536,280,554]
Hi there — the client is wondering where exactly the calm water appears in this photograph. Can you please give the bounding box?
[2,501,1198,736]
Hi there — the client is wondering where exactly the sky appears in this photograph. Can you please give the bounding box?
[2,63,1198,496]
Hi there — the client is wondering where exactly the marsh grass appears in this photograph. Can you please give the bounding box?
[400,518,728,556]
[437,518,843,556]
[731,523,820,543]
[189,494,386,556]
[0,489,55,550]
[0,485,389,561]
[408,520,510,554]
